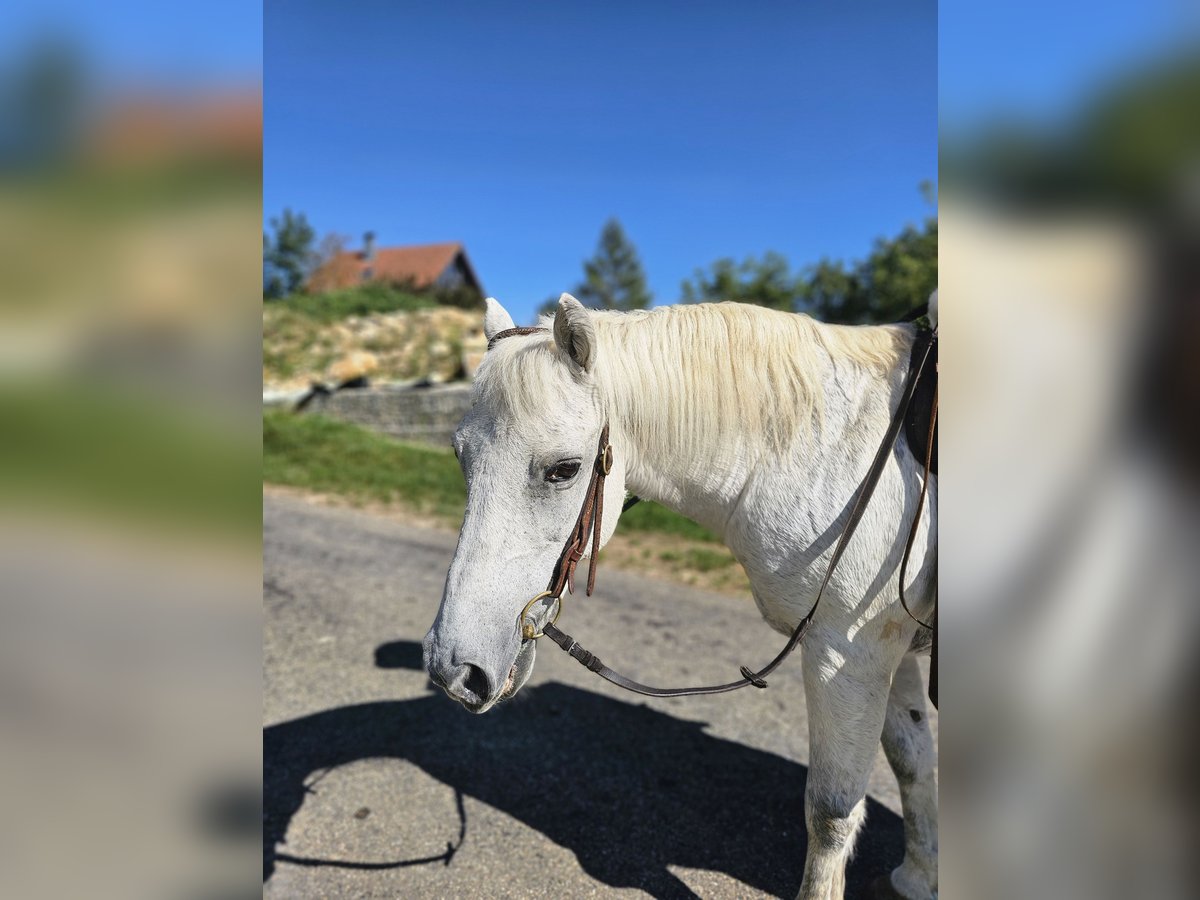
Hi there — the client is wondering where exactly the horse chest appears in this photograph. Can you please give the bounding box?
[730,496,895,640]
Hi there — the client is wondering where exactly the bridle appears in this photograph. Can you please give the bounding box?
[516,422,613,640]
[488,320,938,703]
[486,326,616,639]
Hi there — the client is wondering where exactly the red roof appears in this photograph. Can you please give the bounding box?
[308,242,481,294]
[86,92,262,166]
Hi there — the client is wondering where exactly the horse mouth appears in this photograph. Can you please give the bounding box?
[498,641,536,703]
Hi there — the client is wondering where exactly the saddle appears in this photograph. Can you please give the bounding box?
[902,321,937,708]
[904,326,937,476]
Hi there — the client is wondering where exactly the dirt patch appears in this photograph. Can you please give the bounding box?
[597,531,752,596]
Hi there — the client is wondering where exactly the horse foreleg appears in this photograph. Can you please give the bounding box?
[878,655,938,899]
[797,637,893,900]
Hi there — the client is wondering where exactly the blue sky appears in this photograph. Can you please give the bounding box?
[0,1,261,90]
[265,1,936,323]
[939,2,1195,132]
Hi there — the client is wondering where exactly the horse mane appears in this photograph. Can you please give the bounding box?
[475,302,909,459]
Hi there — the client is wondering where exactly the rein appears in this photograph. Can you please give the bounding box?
[490,323,937,700]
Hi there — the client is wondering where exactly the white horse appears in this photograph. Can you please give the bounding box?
[424,293,937,899]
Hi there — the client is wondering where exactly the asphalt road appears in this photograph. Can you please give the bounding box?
[264,493,935,899]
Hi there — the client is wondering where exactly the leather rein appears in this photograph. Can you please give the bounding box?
[489,323,937,700]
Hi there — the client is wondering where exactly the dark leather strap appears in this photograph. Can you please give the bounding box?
[904,331,938,475]
[898,330,938,707]
[929,607,938,709]
[488,326,551,350]
[898,371,938,709]
[546,425,611,598]
[486,325,615,599]
[898,380,937,631]
[542,328,937,697]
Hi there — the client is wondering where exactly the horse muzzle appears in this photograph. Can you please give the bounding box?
[424,630,535,713]
[428,658,496,712]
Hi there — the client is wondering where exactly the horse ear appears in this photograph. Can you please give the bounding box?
[553,293,596,371]
[483,297,516,341]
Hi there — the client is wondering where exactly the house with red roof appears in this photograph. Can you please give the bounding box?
[307,233,484,298]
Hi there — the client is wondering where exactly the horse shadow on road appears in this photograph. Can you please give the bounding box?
[264,640,903,898]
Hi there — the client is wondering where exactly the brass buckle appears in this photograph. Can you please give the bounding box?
[598,444,613,476]
[519,590,562,641]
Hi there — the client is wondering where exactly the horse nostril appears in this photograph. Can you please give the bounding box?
[463,664,490,701]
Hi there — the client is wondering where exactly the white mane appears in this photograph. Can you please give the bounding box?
[474,302,909,459]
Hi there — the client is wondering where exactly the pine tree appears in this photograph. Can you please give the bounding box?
[263,208,316,299]
[575,219,653,310]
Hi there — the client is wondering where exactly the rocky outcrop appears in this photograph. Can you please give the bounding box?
[263,306,486,392]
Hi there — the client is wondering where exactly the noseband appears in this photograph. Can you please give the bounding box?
[488,321,938,702]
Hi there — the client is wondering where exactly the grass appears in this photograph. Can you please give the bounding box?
[263,412,749,593]
[268,283,439,324]
[0,381,261,541]
[659,547,735,571]
[263,411,721,543]
[621,498,719,542]
[5,159,260,220]
[263,411,466,520]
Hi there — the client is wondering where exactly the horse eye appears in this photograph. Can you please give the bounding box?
[545,461,581,483]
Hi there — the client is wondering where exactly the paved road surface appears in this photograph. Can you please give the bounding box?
[264,494,935,898]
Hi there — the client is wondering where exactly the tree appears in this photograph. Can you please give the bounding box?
[263,208,316,299]
[2,36,85,169]
[797,259,864,321]
[800,216,937,324]
[856,217,938,321]
[313,232,350,271]
[681,189,937,324]
[262,232,285,299]
[941,53,1200,214]
[680,251,799,311]
[536,294,562,319]
[575,219,653,310]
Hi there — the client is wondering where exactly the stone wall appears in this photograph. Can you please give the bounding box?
[300,383,472,446]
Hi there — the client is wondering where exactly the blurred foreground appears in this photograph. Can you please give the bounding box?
[0,9,261,899]
[941,7,1200,898]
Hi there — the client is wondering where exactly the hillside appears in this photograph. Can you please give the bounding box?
[263,300,487,392]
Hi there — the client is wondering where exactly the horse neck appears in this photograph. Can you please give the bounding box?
[614,417,761,539]
[594,310,907,540]
[594,330,829,539]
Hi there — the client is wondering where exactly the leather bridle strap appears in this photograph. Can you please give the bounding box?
[540,327,937,698]
[488,326,550,350]
[488,326,615,601]
[899,372,938,709]
[898,380,937,630]
[546,425,612,599]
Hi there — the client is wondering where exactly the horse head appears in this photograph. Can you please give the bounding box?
[423,294,628,712]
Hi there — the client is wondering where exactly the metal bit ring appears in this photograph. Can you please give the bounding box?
[519,591,562,641]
